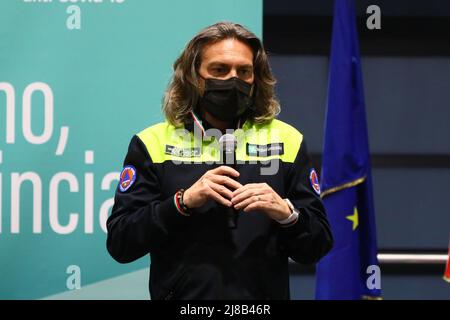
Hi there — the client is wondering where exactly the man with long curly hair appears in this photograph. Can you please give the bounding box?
[107,22,333,300]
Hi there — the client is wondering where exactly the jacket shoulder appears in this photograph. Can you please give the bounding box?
[135,121,177,163]
[137,121,173,138]
[270,119,303,140]
[271,119,304,162]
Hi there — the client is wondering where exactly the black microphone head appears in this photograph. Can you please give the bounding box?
[218,133,239,228]
[219,133,237,153]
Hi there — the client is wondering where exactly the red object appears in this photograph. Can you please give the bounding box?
[445,245,450,283]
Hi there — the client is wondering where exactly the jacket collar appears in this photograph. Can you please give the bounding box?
[184,111,245,139]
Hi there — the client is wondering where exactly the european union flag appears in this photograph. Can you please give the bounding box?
[315,0,381,299]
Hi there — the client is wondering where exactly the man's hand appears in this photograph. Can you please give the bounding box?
[231,183,292,221]
[183,166,243,209]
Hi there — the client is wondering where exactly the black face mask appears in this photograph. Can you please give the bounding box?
[198,77,254,122]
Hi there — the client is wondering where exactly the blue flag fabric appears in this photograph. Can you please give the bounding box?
[315,0,381,299]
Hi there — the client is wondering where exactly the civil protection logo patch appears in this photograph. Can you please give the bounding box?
[119,165,136,192]
[309,168,321,195]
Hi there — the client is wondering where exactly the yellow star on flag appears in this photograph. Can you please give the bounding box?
[346,207,359,231]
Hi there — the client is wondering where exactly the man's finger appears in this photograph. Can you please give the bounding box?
[242,200,269,213]
[206,188,232,207]
[209,181,233,200]
[232,183,265,198]
[234,194,265,210]
[209,175,243,190]
[231,188,260,205]
[209,165,240,178]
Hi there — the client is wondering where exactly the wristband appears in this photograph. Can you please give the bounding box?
[174,189,190,216]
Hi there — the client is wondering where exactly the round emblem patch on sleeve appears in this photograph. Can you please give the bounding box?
[119,165,136,192]
[309,168,321,195]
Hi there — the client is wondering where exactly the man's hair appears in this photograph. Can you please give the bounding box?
[162,21,280,126]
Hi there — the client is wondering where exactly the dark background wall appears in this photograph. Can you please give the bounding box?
[263,0,450,299]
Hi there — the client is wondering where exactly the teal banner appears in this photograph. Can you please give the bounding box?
[0,0,262,299]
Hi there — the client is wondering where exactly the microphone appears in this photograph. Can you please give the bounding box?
[218,134,238,229]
